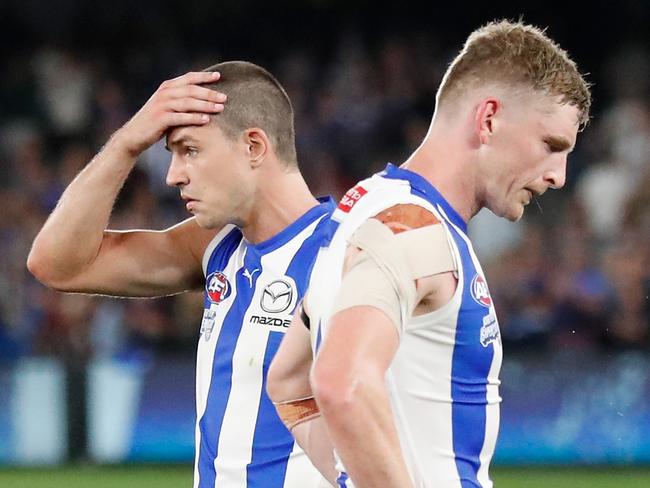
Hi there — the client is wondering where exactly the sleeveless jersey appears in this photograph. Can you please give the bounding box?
[307,165,502,488]
[195,199,334,488]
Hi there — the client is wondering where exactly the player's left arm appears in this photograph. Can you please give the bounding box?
[310,204,456,488]
[267,303,340,485]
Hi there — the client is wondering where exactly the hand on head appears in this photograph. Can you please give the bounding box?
[116,71,227,156]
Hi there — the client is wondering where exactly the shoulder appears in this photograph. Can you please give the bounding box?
[374,203,440,234]
[194,223,240,276]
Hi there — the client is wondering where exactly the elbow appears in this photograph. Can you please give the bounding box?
[26,245,74,291]
[310,357,357,414]
[26,246,51,284]
[266,358,285,403]
[266,353,314,403]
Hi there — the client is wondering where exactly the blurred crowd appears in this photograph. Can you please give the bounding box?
[0,31,648,363]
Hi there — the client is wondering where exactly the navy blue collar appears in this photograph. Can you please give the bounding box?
[381,164,468,233]
[251,196,335,254]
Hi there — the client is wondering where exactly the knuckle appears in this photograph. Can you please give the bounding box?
[189,85,203,97]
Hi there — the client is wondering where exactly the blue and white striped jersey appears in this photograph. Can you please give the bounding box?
[308,165,502,488]
[195,199,334,488]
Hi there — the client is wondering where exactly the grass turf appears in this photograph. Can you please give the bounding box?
[0,466,649,487]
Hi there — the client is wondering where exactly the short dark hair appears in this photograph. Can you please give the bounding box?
[203,61,297,166]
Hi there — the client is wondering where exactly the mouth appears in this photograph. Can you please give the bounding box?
[523,189,533,205]
[523,187,544,205]
[181,195,198,211]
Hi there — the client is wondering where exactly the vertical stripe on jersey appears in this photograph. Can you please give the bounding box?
[446,219,494,488]
[285,214,331,295]
[245,331,292,487]
[196,229,244,487]
[203,225,238,275]
[206,228,244,274]
[198,248,258,487]
[245,215,329,487]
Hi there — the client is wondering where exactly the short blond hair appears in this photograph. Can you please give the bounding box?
[437,20,591,127]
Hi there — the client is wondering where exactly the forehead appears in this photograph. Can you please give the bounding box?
[165,122,227,148]
[518,95,580,146]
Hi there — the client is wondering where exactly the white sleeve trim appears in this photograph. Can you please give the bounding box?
[201,224,237,276]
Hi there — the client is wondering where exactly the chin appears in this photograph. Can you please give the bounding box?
[194,214,217,229]
[500,204,525,222]
[488,202,522,222]
[511,205,526,222]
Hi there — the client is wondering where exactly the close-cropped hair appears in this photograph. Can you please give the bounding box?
[203,61,298,166]
[437,20,592,127]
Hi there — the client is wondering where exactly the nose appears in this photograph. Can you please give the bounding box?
[544,156,567,190]
[166,155,189,187]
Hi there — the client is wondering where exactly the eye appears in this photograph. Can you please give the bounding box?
[543,137,572,154]
[184,146,199,157]
[544,140,561,153]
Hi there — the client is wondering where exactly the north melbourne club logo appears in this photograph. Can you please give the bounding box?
[206,271,232,304]
[470,274,492,308]
[260,279,294,314]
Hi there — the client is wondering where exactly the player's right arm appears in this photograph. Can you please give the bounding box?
[27,71,226,297]
[311,205,457,488]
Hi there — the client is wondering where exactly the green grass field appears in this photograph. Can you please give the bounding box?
[1,465,650,487]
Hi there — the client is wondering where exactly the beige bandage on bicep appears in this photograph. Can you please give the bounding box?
[330,217,456,330]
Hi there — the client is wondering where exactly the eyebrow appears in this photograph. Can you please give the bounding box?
[164,133,198,152]
[544,135,574,152]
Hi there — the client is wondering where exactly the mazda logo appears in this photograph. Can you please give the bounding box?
[261,280,294,313]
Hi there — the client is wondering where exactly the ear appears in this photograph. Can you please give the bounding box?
[475,98,499,145]
[243,128,270,168]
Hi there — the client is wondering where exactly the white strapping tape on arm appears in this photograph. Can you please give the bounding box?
[350,218,456,280]
[329,218,457,332]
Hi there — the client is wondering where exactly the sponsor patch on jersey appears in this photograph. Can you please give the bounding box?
[250,277,297,331]
[200,308,217,340]
[261,279,294,313]
[206,271,232,304]
[470,274,492,308]
[480,312,500,347]
[337,185,367,213]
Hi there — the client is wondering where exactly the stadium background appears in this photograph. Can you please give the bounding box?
[0,0,649,486]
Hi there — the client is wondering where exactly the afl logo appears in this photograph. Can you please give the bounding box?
[206,271,232,304]
[471,274,492,308]
[261,279,294,313]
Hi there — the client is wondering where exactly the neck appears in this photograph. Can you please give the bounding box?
[240,164,320,244]
[401,115,482,222]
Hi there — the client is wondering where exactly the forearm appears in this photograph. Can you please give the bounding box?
[268,314,341,486]
[310,304,412,487]
[290,416,340,486]
[28,132,137,282]
[317,378,413,488]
